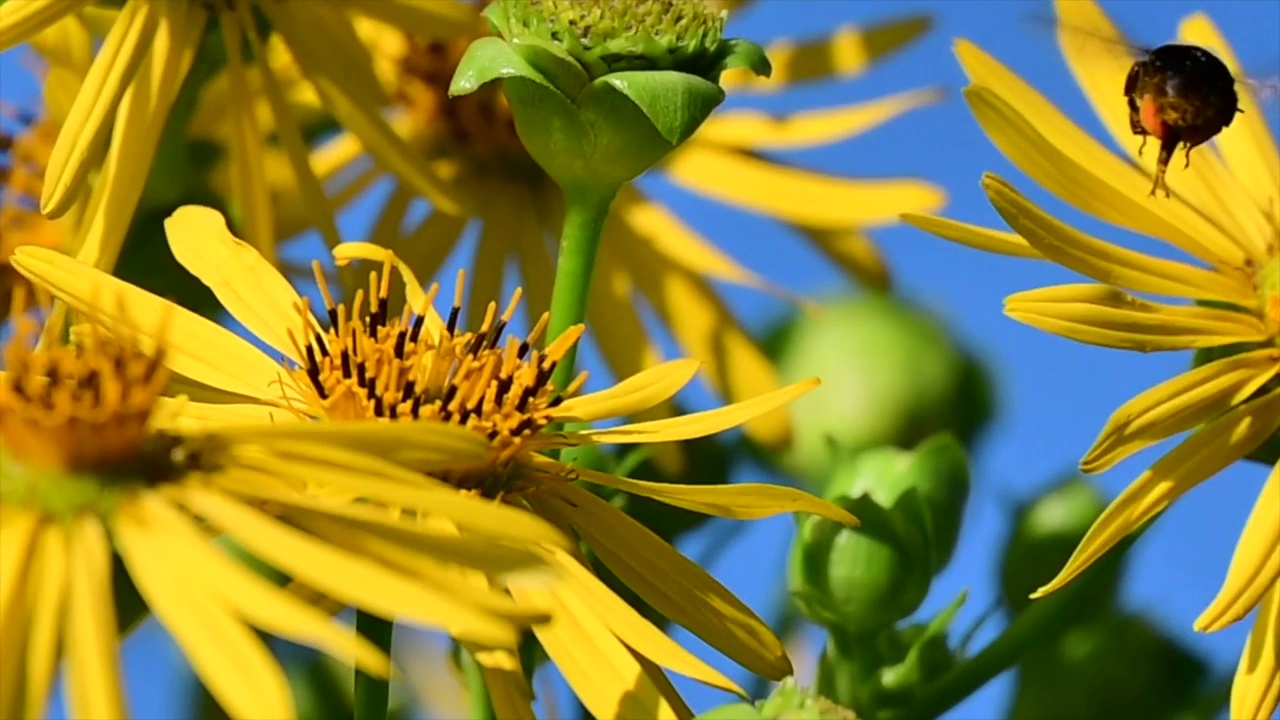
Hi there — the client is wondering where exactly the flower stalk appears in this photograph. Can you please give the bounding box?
[548,184,618,396]
[353,612,394,720]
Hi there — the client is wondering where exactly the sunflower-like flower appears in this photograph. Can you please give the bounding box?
[903,1,1278,716]
[0,0,481,272]
[0,291,574,719]
[232,2,945,453]
[1,14,94,316]
[12,204,860,718]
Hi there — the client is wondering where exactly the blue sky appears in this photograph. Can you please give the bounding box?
[4,1,1279,718]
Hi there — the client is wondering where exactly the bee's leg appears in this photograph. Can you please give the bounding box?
[1152,135,1177,199]
[1137,136,1148,157]
[1183,144,1193,170]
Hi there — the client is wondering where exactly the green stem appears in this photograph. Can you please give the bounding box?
[460,649,497,720]
[353,612,394,720]
[547,184,619,395]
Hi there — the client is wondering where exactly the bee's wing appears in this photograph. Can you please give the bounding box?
[1240,75,1280,104]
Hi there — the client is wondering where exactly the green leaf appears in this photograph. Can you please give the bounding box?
[600,70,725,145]
[715,38,773,78]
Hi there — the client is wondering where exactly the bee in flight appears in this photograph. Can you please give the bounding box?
[1124,43,1239,198]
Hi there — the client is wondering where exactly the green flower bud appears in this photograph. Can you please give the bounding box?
[770,294,993,487]
[1009,611,1208,720]
[999,476,1120,616]
[789,438,969,634]
[697,678,858,720]
[450,0,770,192]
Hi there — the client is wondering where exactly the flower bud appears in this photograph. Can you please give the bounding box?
[450,0,770,191]
[789,438,969,634]
[999,476,1120,615]
[1009,611,1207,720]
[697,678,857,720]
[771,293,993,487]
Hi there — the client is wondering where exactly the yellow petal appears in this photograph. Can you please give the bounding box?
[63,517,126,720]
[331,243,442,330]
[154,398,299,432]
[1051,0,1261,259]
[695,88,942,151]
[348,0,479,40]
[1083,349,1280,472]
[220,19,276,256]
[508,579,689,720]
[115,496,294,720]
[901,213,1042,259]
[796,225,893,291]
[70,2,207,273]
[0,0,86,50]
[177,484,521,648]
[1179,13,1280,221]
[555,460,859,527]
[955,40,1245,270]
[721,16,930,92]
[261,1,463,215]
[553,359,699,423]
[665,142,945,229]
[0,508,40,716]
[576,378,818,445]
[540,484,786,682]
[22,523,67,719]
[1196,463,1280,633]
[468,647,537,720]
[983,174,1257,306]
[1032,390,1280,598]
[136,492,390,675]
[1004,284,1272,351]
[1231,582,1280,720]
[166,205,312,362]
[225,421,496,476]
[10,246,292,401]
[41,0,158,219]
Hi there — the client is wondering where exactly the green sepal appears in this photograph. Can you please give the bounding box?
[448,36,559,97]
[602,70,725,145]
[712,38,773,79]
[510,36,590,97]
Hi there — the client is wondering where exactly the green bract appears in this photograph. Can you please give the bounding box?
[697,678,858,720]
[449,0,771,191]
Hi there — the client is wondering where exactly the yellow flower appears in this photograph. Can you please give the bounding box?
[255,4,945,453]
[13,204,860,719]
[0,293,567,719]
[903,1,1278,715]
[0,0,478,272]
[1,14,95,315]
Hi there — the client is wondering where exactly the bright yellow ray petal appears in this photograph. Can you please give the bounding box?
[1051,0,1261,258]
[166,205,313,362]
[1231,582,1280,720]
[508,579,688,720]
[40,0,158,219]
[540,484,787,682]
[177,485,521,648]
[154,399,298,432]
[385,208,472,304]
[984,175,1257,306]
[0,508,40,716]
[115,496,295,720]
[221,19,276,256]
[63,516,126,720]
[348,0,479,39]
[1004,284,1272,351]
[552,359,699,423]
[550,459,858,527]
[901,213,1042,259]
[613,187,780,295]
[796,225,894,290]
[0,0,86,50]
[71,1,207,273]
[10,246,292,401]
[721,16,930,92]
[468,647,537,720]
[22,523,66,719]
[262,1,464,215]
[1196,463,1280,633]
[665,143,945,229]
[1179,13,1280,218]
[955,40,1245,270]
[696,88,942,151]
[136,492,390,675]
[1033,390,1280,599]
[576,379,818,445]
[1083,349,1280,472]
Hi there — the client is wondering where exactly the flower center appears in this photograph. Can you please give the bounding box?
[0,301,209,518]
[1,107,64,317]
[393,31,532,168]
[291,259,587,485]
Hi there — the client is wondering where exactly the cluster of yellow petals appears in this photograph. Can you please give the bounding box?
[1,111,63,315]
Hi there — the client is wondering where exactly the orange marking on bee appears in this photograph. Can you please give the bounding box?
[1139,94,1166,139]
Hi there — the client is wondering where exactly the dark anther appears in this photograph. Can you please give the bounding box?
[441,383,459,407]
[511,416,533,436]
[494,375,514,403]
[340,349,353,379]
[400,379,417,403]
[373,394,384,417]
[410,394,423,419]
[516,340,530,360]
[408,312,426,345]
[355,361,367,389]
[514,384,534,413]
[446,306,461,334]
[393,328,408,358]
[312,331,330,358]
[547,394,565,408]
[326,306,339,329]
